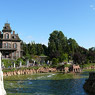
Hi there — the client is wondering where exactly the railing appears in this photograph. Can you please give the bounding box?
[0,48,17,50]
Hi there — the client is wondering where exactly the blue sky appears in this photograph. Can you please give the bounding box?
[0,0,95,49]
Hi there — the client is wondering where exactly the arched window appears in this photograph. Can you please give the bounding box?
[4,43,6,48]
[9,43,11,48]
[6,33,9,39]
[13,43,17,48]
[6,43,8,48]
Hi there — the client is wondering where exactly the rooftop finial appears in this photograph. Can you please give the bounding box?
[6,20,8,23]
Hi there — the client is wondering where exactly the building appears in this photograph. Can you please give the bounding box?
[0,23,23,59]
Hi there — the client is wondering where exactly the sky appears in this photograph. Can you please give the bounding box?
[0,0,95,49]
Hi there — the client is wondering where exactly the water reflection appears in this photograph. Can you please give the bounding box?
[4,73,93,95]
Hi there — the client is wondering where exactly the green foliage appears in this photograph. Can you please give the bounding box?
[16,58,25,66]
[3,68,16,72]
[22,41,48,57]
[2,59,12,68]
[67,38,78,54]
[48,30,79,63]
[59,53,68,62]
[2,58,26,68]
[64,64,71,68]
[48,30,67,59]
[21,30,95,66]
[25,53,31,60]
[81,63,95,68]
[52,58,59,65]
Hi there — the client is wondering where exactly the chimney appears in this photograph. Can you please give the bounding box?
[13,31,15,34]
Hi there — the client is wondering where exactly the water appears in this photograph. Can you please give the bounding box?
[4,72,93,95]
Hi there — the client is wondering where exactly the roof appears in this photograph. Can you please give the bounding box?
[2,23,12,32]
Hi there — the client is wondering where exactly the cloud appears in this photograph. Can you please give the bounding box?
[90,4,95,10]
[27,36,32,39]
[22,35,32,43]
[90,5,94,8]
[93,8,95,10]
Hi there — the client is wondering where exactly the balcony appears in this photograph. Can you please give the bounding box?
[0,48,17,51]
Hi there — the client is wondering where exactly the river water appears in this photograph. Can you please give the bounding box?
[4,72,93,95]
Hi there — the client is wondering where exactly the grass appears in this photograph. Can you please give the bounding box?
[3,66,40,72]
[81,63,95,68]
[83,69,95,72]
[2,65,50,73]
[3,68,16,72]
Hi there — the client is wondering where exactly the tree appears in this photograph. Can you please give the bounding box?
[67,38,78,54]
[73,52,86,64]
[88,47,95,63]
[52,58,59,65]
[48,30,67,59]
[36,44,44,55]
[30,42,37,55]
[22,42,28,55]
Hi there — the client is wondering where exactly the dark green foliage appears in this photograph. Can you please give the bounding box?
[59,53,68,62]
[16,58,25,65]
[22,41,48,56]
[21,30,95,66]
[88,47,95,63]
[48,30,79,63]
[52,58,59,65]
[73,52,86,64]
[67,38,78,54]
[48,30,67,59]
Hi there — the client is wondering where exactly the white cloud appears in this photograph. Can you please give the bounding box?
[22,35,32,43]
[90,5,94,8]
[90,4,95,10]
[93,8,95,10]
[27,36,32,39]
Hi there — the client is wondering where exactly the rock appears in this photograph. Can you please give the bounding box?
[3,67,57,77]
[83,72,95,93]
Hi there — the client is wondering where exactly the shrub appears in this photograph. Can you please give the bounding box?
[2,59,12,68]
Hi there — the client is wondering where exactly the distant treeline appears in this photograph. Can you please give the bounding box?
[22,30,95,65]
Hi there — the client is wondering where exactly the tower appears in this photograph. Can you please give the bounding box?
[0,23,23,59]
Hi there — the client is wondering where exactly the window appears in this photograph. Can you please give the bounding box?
[4,43,6,48]
[14,35,16,39]
[13,43,17,48]
[12,35,16,39]
[6,43,8,48]
[9,44,11,48]
[6,33,9,39]
[12,36,14,39]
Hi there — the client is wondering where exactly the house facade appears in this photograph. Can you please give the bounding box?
[0,23,23,59]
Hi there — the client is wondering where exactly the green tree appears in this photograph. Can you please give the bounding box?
[48,30,67,59]
[36,44,44,55]
[67,38,78,54]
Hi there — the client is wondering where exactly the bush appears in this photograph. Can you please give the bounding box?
[2,59,12,68]
[16,58,25,66]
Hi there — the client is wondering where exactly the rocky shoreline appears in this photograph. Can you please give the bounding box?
[3,67,58,77]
